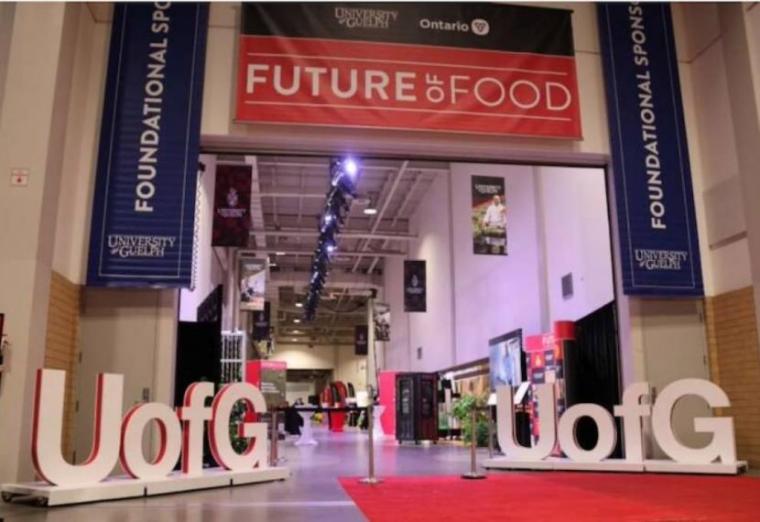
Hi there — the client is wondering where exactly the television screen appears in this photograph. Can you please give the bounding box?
[489,329,525,390]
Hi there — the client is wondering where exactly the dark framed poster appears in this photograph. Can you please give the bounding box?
[251,302,270,341]
[404,260,427,312]
[86,3,209,287]
[472,176,507,255]
[237,3,581,138]
[598,3,703,296]
[354,325,369,356]
[212,164,252,247]
[488,329,525,391]
[239,258,266,311]
[373,303,390,342]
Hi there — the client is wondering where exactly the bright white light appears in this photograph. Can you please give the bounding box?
[295,302,303,308]
[294,318,301,324]
[324,214,333,224]
[326,243,337,254]
[344,158,358,177]
[363,207,378,216]
[275,251,286,256]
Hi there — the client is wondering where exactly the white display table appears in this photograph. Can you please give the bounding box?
[372,405,386,439]
[294,409,318,446]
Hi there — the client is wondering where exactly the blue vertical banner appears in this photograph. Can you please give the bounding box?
[87,3,209,287]
[598,3,703,296]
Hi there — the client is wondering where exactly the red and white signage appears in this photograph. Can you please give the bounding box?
[236,36,582,138]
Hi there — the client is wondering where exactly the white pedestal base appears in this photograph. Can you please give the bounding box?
[483,456,747,475]
[1,466,290,506]
[295,410,318,446]
[372,405,386,440]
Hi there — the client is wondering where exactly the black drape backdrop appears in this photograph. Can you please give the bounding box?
[565,301,623,457]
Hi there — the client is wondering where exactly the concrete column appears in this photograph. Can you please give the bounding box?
[718,4,760,349]
[0,3,79,482]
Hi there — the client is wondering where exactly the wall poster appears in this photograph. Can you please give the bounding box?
[237,3,581,138]
[86,3,209,287]
[239,258,266,311]
[472,176,507,255]
[373,303,391,342]
[403,260,427,312]
[212,164,252,247]
[598,3,703,296]
[488,329,525,391]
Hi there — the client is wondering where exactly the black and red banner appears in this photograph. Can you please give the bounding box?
[237,3,580,138]
[212,164,251,247]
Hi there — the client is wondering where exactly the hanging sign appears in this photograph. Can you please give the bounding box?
[237,3,581,138]
[354,325,369,356]
[86,3,208,287]
[239,258,266,311]
[212,164,252,247]
[472,176,507,256]
[373,303,391,342]
[251,302,271,341]
[403,260,427,312]
[598,3,703,296]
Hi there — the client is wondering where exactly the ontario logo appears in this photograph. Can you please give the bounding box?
[108,234,176,258]
[471,18,490,35]
[419,17,490,36]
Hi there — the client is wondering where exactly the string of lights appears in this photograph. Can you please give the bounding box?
[303,158,359,320]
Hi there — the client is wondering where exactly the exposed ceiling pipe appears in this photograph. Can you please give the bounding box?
[367,173,425,274]
[241,247,407,258]
[351,161,409,273]
[248,228,415,241]
[246,156,267,250]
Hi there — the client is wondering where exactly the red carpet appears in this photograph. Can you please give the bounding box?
[339,472,760,521]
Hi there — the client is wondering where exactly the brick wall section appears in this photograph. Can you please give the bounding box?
[704,287,760,467]
[44,271,81,460]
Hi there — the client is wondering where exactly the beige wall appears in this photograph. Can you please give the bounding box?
[43,271,82,461]
[273,343,367,389]
[0,3,81,483]
[705,287,760,467]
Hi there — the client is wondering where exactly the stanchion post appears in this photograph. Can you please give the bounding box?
[462,407,486,480]
[487,411,494,459]
[359,403,382,485]
[270,410,279,467]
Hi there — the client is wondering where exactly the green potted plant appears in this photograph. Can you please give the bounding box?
[452,394,489,447]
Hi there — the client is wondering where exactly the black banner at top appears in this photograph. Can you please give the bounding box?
[241,3,573,56]
[404,260,427,312]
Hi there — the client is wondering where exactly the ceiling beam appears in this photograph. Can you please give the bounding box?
[249,228,415,242]
[270,269,382,289]
[242,246,407,259]
[351,161,409,272]
[367,173,425,273]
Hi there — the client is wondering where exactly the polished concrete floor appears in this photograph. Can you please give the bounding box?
[0,427,486,521]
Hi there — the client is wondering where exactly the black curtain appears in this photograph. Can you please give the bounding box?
[565,301,622,457]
